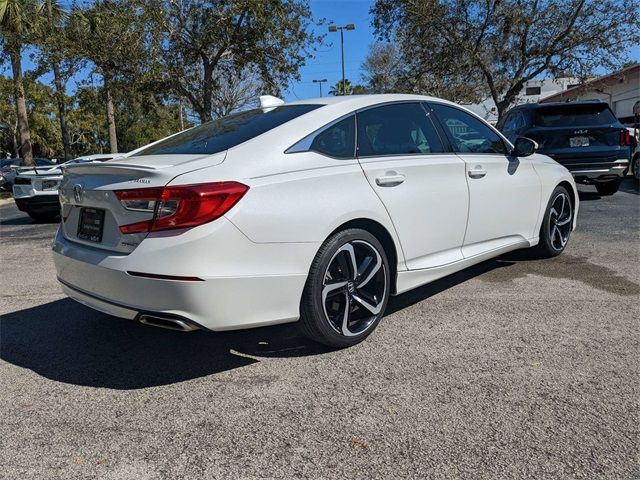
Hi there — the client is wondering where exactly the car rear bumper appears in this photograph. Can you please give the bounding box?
[52,220,316,331]
[14,194,60,213]
[564,159,629,183]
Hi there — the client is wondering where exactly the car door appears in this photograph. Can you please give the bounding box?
[428,102,541,257]
[356,102,469,270]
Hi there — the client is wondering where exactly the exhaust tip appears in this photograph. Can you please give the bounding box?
[138,314,199,332]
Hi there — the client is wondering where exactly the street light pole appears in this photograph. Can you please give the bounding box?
[312,78,328,97]
[328,24,355,96]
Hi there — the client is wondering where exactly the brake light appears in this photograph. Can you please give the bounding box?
[115,182,249,234]
[620,129,631,146]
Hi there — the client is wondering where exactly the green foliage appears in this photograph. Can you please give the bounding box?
[0,74,61,157]
[372,0,640,118]
[141,0,323,122]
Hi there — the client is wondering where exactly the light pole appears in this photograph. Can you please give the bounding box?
[312,79,328,97]
[328,24,355,96]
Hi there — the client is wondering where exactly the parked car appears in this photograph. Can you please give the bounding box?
[497,101,632,195]
[13,154,121,221]
[53,94,578,348]
[0,158,55,191]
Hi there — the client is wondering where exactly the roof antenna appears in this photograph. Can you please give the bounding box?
[259,95,285,112]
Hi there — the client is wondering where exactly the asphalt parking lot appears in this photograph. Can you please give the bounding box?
[0,179,638,480]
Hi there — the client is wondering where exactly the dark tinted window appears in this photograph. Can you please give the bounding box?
[431,103,507,154]
[35,158,54,166]
[137,105,321,156]
[357,103,444,156]
[525,86,541,95]
[308,116,355,158]
[534,104,617,127]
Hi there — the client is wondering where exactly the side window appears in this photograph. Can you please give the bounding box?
[356,103,444,157]
[286,115,355,158]
[431,103,507,154]
[501,112,517,132]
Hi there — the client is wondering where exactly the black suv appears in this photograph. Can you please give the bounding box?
[497,101,632,195]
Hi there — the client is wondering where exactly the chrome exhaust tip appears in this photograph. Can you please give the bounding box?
[138,314,199,332]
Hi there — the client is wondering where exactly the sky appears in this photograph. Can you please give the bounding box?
[284,0,377,101]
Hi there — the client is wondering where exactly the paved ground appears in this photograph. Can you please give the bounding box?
[0,179,638,480]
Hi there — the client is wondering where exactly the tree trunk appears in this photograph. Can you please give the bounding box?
[10,49,33,165]
[104,75,118,153]
[52,61,71,161]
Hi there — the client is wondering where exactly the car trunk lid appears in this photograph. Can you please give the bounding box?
[59,153,225,253]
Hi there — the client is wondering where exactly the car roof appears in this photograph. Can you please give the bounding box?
[284,93,461,109]
[512,100,609,110]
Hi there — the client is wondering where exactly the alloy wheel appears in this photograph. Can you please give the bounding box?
[549,192,572,250]
[321,240,387,337]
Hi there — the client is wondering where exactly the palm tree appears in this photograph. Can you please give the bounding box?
[329,79,353,96]
[38,0,71,160]
[0,0,39,165]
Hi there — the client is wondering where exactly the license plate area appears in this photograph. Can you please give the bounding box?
[570,136,589,147]
[77,208,105,243]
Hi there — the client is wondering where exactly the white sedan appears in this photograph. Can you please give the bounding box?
[53,94,578,347]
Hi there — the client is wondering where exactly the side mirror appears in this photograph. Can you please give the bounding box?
[512,137,538,157]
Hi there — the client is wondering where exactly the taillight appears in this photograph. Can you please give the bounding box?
[620,129,631,146]
[115,182,249,234]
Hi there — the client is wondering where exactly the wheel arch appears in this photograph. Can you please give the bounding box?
[328,218,401,294]
[557,180,576,208]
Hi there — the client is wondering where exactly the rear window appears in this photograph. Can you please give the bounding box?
[137,104,321,156]
[534,104,617,127]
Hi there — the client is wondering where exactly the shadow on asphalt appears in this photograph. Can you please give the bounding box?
[0,215,59,226]
[0,298,336,389]
[0,253,530,390]
[577,178,639,201]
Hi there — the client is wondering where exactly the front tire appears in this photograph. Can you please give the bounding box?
[532,186,573,258]
[633,155,640,182]
[300,228,390,348]
[595,179,621,196]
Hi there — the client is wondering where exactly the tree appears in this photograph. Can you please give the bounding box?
[68,0,150,153]
[361,42,403,93]
[35,0,73,160]
[210,66,263,119]
[372,0,640,120]
[0,74,62,158]
[329,79,353,96]
[141,0,323,123]
[0,0,39,164]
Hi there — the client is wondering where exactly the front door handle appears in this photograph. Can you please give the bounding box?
[468,166,487,179]
[375,172,405,187]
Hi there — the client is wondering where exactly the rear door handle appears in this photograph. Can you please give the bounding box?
[468,166,487,179]
[375,172,405,187]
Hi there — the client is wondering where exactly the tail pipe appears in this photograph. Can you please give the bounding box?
[137,313,200,332]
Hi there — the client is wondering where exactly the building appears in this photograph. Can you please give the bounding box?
[463,77,582,124]
[540,64,640,125]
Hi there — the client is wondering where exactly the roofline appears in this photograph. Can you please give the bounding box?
[540,64,639,103]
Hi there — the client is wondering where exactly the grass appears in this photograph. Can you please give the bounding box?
[0,192,12,200]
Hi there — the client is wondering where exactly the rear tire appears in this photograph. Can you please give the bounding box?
[595,179,621,196]
[300,228,390,348]
[531,186,573,258]
[28,212,59,222]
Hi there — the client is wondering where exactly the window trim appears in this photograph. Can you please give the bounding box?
[427,101,513,155]
[284,113,357,160]
[355,101,449,159]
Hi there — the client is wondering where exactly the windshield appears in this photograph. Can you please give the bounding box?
[137,104,322,156]
[534,104,618,127]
